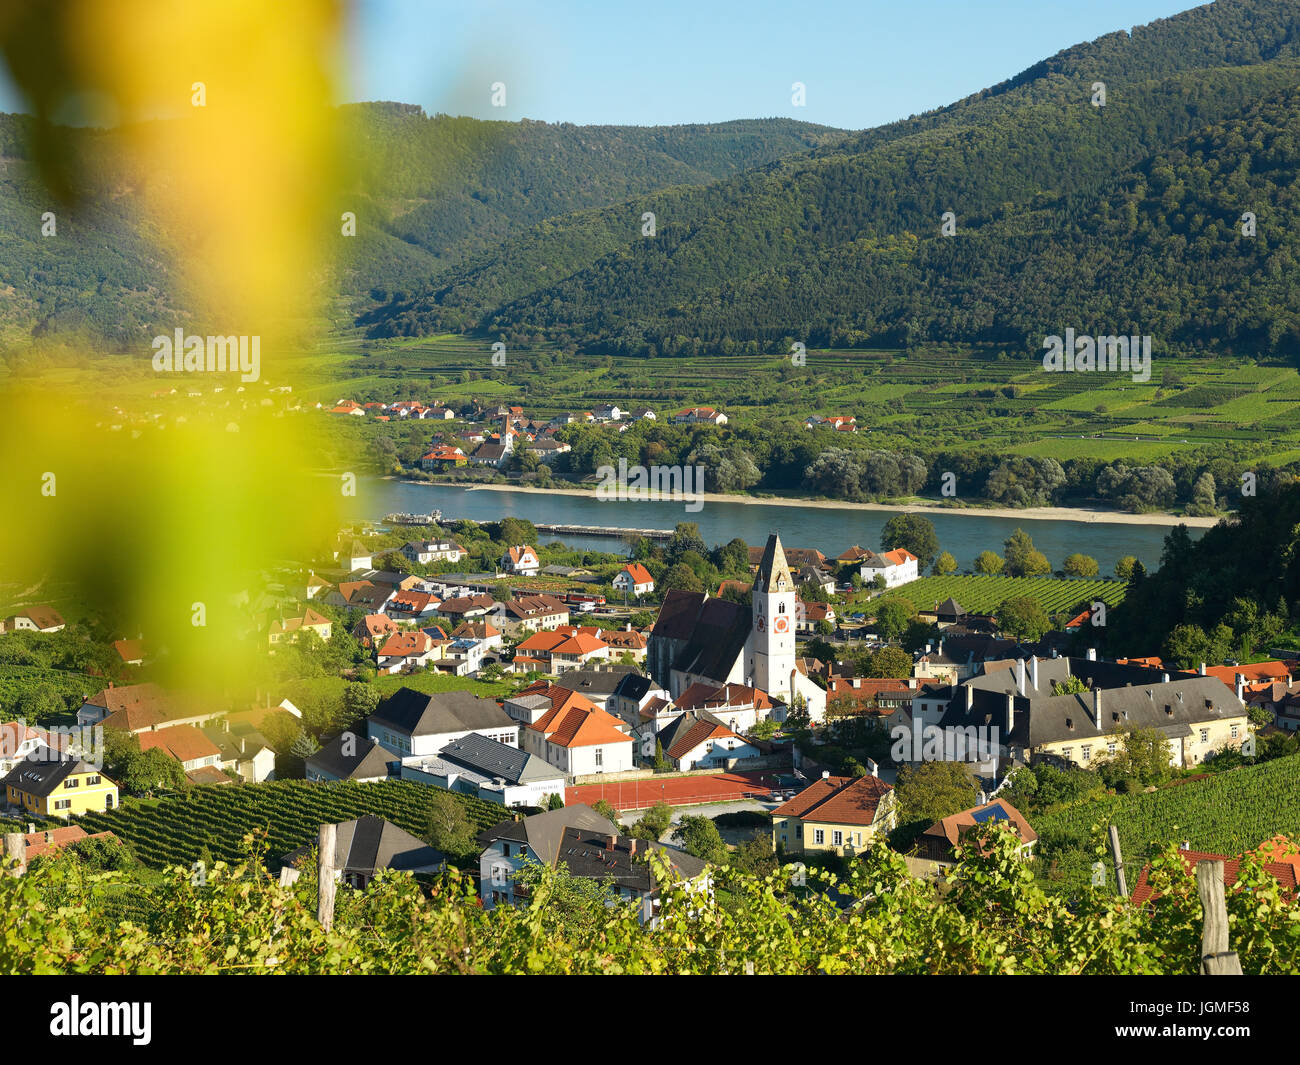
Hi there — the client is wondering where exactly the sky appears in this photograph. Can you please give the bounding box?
[0,0,1202,130]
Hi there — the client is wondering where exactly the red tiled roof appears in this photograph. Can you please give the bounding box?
[621,563,654,585]
[526,686,629,748]
[137,724,223,764]
[665,717,741,761]
[23,826,118,860]
[1130,841,1300,906]
[771,775,893,827]
[112,639,145,662]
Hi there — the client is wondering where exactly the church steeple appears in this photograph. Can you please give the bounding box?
[752,533,793,594]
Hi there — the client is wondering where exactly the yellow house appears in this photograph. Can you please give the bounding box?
[268,608,333,648]
[771,773,897,857]
[2,747,119,818]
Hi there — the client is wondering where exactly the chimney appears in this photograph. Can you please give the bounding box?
[965,685,974,710]
[1016,658,1026,695]
[1050,647,1059,659]
[628,838,637,855]
[821,770,830,780]
[45,831,54,844]
[1030,656,1039,692]
[1086,648,1096,662]
[606,833,617,851]
[1161,672,1169,683]
[1199,662,1207,676]
[1005,691,1015,734]
[865,757,879,778]
[1235,674,1245,701]
[26,823,34,835]
[1092,688,1102,727]
[1180,840,1190,851]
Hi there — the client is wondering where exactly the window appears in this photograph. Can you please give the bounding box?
[1061,748,1072,760]
[1230,725,1239,739]
[63,778,79,789]
[832,831,843,846]
[54,799,71,810]
[1107,742,1117,755]
[595,748,603,766]
[86,775,100,785]
[1082,746,1091,762]
[813,829,824,845]
[1200,729,1209,743]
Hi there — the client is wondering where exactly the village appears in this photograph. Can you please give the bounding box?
[4,499,1299,923]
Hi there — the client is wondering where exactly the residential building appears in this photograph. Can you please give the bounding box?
[305,732,392,783]
[400,732,565,808]
[672,406,727,425]
[858,548,919,589]
[281,815,444,889]
[498,594,570,637]
[915,799,1038,868]
[613,563,655,599]
[771,773,897,856]
[136,725,225,781]
[401,539,465,565]
[4,605,65,633]
[367,688,517,759]
[500,545,540,576]
[2,747,119,818]
[268,608,333,648]
[519,684,634,776]
[477,804,709,921]
[655,710,759,770]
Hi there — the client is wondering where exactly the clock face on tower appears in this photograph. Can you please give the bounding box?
[756,616,765,632]
[774,616,789,633]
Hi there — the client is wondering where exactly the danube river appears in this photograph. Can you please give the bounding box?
[349,481,1208,573]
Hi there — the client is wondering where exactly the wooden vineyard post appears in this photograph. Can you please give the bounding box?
[317,823,336,931]
[1108,824,1128,897]
[1197,860,1243,975]
[3,833,26,877]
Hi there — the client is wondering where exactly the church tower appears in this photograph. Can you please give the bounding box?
[751,532,796,697]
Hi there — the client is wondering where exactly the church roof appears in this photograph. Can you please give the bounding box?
[753,533,793,594]
[652,591,751,683]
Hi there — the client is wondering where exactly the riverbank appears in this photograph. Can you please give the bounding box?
[393,478,1222,529]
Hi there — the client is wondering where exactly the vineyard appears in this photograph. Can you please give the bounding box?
[879,574,1127,616]
[1034,754,1300,894]
[76,780,512,870]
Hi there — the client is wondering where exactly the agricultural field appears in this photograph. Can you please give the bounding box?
[878,575,1127,616]
[1033,755,1300,895]
[77,779,513,871]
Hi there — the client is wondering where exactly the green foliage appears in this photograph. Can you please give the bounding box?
[672,816,727,864]
[1003,528,1051,578]
[974,551,1004,575]
[893,761,977,825]
[996,596,1052,641]
[1063,554,1099,578]
[880,514,938,569]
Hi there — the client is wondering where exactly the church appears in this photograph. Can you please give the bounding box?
[647,533,828,721]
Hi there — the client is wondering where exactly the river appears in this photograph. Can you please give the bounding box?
[348,480,1206,572]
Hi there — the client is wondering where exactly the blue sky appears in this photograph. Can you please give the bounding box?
[1,1,1200,129]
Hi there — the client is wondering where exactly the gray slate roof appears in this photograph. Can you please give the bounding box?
[306,732,393,780]
[282,814,444,874]
[438,732,563,785]
[370,688,514,738]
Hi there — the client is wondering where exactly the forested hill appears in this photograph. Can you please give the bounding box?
[0,107,843,346]
[365,0,1300,362]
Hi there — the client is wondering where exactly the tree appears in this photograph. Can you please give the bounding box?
[591,799,622,824]
[340,681,380,729]
[547,792,566,811]
[426,790,475,857]
[1003,528,1050,577]
[1063,553,1099,578]
[974,550,1004,575]
[880,514,938,569]
[1114,555,1140,580]
[120,747,189,795]
[893,761,978,824]
[864,646,913,679]
[499,517,537,547]
[996,597,1051,641]
[660,562,703,594]
[672,816,727,864]
[631,801,673,841]
[1100,727,1172,789]
[932,551,958,576]
[874,598,915,641]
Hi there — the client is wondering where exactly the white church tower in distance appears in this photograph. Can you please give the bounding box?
[751,532,796,696]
